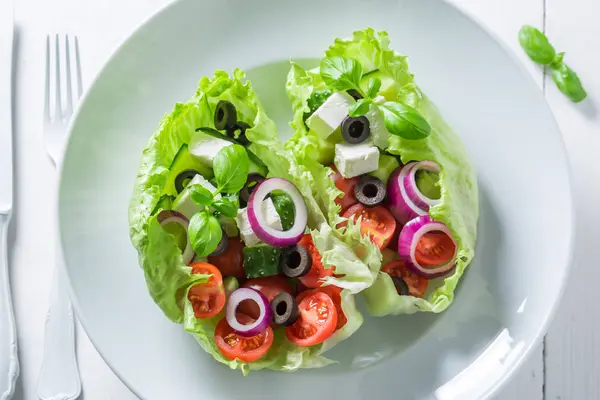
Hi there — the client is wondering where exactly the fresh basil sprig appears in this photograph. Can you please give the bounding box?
[320,56,431,140]
[519,25,587,102]
[189,212,223,257]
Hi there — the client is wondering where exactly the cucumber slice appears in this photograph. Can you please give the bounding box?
[270,191,295,231]
[163,144,214,197]
[243,246,282,279]
[223,276,240,296]
[369,154,400,184]
[151,194,174,216]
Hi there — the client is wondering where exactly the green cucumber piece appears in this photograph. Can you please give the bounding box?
[163,144,214,197]
[270,191,295,231]
[369,154,400,184]
[243,246,282,279]
[223,276,240,296]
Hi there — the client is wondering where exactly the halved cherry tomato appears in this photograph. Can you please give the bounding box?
[329,165,359,212]
[188,262,226,318]
[214,313,274,362]
[298,286,347,330]
[239,276,294,319]
[297,234,334,288]
[415,231,456,267]
[341,204,397,250]
[382,260,428,298]
[386,222,402,252]
[286,291,338,346]
[208,236,245,281]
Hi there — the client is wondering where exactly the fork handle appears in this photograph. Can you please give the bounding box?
[0,215,19,400]
[37,247,81,400]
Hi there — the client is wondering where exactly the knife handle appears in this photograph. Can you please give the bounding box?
[0,214,19,400]
[37,247,81,400]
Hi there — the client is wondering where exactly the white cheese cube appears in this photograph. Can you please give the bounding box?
[172,174,220,219]
[189,132,233,167]
[306,92,356,139]
[235,198,283,247]
[334,142,380,179]
[365,105,389,150]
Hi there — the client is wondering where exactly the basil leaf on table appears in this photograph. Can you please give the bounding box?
[212,197,238,218]
[189,211,223,257]
[366,77,382,98]
[348,98,372,117]
[320,56,363,92]
[213,144,250,194]
[552,63,587,103]
[379,102,431,140]
[189,184,214,206]
[518,25,556,65]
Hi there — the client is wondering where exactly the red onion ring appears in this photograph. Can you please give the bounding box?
[157,210,195,264]
[388,164,427,225]
[397,215,457,279]
[226,288,272,337]
[247,178,307,247]
[403,160,441,210]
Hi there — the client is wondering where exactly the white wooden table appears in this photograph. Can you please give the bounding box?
[8,0,598,398]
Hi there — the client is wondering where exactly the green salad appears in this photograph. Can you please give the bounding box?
[128,28,478,375]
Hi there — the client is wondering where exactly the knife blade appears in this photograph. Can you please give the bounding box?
[0,0,13,216]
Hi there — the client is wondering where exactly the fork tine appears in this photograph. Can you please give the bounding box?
[54,34,61,120]
[74,36,82,99]
[44,35,50,120]
[64,35,73,116]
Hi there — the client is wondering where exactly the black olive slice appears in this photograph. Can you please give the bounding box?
[214,100,237,131]
[271,292,299,326]
[174,169,200,194]
[280,245,312,278]
[341,115,370,144]
[226,122,251,146]
[347,89,363,101]
[240,173,266,204]
[354,175,386,207]
[208,230,228,257]
[391,276,410,296]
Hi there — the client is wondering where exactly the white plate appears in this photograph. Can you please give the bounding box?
[58,0,573,399]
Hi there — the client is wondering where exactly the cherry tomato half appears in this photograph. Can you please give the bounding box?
[286,291,338,347]
[297,234,334,288]
[414,231,456,268]
[214,313,274,362]
[239,276,294,319]
[297,286,347,330]
[329,165,359,212]
[208,236,245,281]
[341,204,397,250]
[188,262,226,319]
[382,260,429,298]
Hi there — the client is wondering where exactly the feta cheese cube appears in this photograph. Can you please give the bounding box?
[334,142,380,178]
[235,198,283,247]
[189,132,233,167]
[365,105,389,150]
[172,174,220,219]
[306,92,355,139]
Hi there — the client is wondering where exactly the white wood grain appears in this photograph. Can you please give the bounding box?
[544,0,600,398]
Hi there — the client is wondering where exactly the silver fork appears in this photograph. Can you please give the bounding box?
[38,35,82,400]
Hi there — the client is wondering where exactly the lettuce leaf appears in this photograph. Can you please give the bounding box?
[285,28,478,315]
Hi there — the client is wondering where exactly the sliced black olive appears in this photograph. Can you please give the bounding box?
[214,100,237,131]
[354,175,386,207]
[208,230,228,257]
[226,122,250,146]
[341,116,370,144]
[271,292,299,326]
[240,173,266,205]
[347,89,363,101]
[174,169,200,194]
[391,276,410,296]
[280,245,312,278]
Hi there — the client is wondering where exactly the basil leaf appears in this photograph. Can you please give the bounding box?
[379,102,431,140]
[519,25,556,65]
[189,184,213,206]
[213,144,250,194]
[320,56,363,92]
[188,212,223,257]
[348,98,372,117]
[366,77,382,98]
[552,63,587,102]
[212,197,238,218]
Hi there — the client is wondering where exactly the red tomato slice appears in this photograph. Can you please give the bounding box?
[208,236,245,281]
[286,291,338,346]
[297,234,334,288]
[297,286,347,330]
[188,262,226,318]
[341,204,397,250]
[214,313,274,362]
[414,231,456,267]
[382,260,429,298]
[239,276,294,319]
[329,164,359,212]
